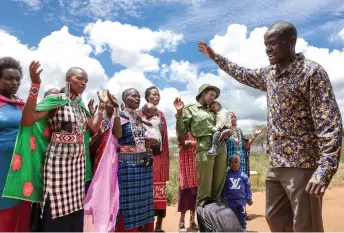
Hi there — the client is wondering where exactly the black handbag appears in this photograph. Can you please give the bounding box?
[139,154,154,167]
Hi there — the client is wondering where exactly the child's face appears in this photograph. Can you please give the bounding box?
[144,106,157,119]
[229,155,240,172]
[230,113,237,126]
[209,102,221,113]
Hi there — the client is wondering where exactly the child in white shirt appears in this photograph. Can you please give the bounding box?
[141,103,162,152]
[208,101,232,155]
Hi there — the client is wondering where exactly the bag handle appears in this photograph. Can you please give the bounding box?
[199,198,216,208]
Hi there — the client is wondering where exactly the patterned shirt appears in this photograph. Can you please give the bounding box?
[214,53,342,185]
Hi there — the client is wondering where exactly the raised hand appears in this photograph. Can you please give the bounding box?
[254,127,264,137]
[107,90,119,108]
[173,97,184,116]
[97,90,109,104]
[88,99,98,116]
[198,40,215,59]
[29,61,43,84]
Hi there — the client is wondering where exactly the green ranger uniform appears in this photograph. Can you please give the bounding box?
[176,84,227,205]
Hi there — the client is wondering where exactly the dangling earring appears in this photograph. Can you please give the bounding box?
[65,81,70,99]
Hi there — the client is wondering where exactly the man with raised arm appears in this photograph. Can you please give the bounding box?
[198,21,342,232]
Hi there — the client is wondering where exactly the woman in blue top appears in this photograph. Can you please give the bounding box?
[225,112,263,175]
[0,57,31,231]
[225,112,247,173]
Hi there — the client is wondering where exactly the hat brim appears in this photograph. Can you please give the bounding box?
[196,86,220,101]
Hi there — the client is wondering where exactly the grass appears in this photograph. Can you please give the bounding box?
[166,151,344,205]
[247,152,269,192]
[331,152,344,187]
[167,159,179,205]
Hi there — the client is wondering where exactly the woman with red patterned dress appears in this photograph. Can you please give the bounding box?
[177,131,199,232]
[141,86,170,232]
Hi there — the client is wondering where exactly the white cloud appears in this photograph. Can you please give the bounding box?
[167,124,177,138]
[10,0,42,10]
[339,28,344,41]
[59,0,207,18]
[84,20,184,72]
[105,69,180,126]
[106,68,154,103]
[210,25,269,69]
[158,87,180,121]
[208,24,344,88]
[164,0,344,40]
[0,20,184,138]
[12,0,207,24]
[163,23,344,134]
[169,60,198,83]
[1,21,344,137]
[0,26,107,103]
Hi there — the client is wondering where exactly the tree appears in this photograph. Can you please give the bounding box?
[252,125,268,152]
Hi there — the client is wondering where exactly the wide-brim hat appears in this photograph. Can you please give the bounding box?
[196,84,220,101]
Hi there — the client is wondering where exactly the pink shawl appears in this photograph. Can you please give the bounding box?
[0,94,25,110]
[84,117,120,232]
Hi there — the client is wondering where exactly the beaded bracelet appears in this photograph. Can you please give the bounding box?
[28,83,40,99]
[114,107,120,117]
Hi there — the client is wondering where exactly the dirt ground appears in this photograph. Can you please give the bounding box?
[162,186,344,232]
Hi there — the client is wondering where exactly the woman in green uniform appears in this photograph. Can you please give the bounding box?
[174,84,230,205]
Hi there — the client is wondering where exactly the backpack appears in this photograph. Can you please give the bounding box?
[197,199,243,232]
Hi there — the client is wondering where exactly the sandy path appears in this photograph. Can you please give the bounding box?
[162,186,344,232]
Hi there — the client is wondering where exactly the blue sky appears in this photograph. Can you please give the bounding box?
[1,0,344,136]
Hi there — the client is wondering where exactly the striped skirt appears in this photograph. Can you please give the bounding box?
[117,153,154,230]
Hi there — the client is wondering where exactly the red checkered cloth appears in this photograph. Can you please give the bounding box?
[178,132,198,190]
